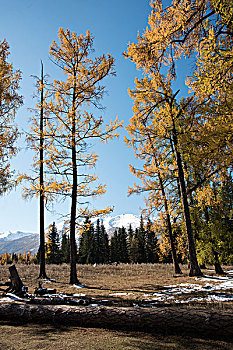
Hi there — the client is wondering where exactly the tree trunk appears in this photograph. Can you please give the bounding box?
[69,78,79,285]
[212,249,226,275]
[204,207,225,275]
[171,123,202,277]
[6,265,24,296]
[0,303,233,338]
[38,62,48,279]
[144,128,182,274]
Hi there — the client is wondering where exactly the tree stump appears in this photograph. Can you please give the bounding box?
[6,265,24,296]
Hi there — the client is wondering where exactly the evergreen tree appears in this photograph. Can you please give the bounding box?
[46,222,61,264]
[135,216,146,263]
[145,218,160,263]
[129,234,140,263]
[99,221,109,263]
[128,224,134,244]
[78,217,96,264]
[118,227,129,263]
[60,230,70,263]
[94,219,101,264]
[110,230,119,263]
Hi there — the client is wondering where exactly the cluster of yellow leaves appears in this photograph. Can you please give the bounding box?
[25,28,122,223]
[0,39,22,195]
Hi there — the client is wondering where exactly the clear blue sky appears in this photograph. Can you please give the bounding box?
[0,0,156,233]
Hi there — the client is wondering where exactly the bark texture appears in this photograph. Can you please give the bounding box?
[6,266,24,296]
[38,62,47,279]
[172,122,202,277]
[0,303,233,339]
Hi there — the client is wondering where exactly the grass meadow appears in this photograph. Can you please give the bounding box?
[1,263,233,349]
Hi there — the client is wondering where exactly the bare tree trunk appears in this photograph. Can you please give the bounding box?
[143,126,182,274]
[158,169,182,274]
[0,303,233,338]
[38,62,48,279]
[171,123,202,277]
[69,78,79,285]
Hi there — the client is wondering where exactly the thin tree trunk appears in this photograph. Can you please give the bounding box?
[144,128,182,274]
[204,208,225,275]
[69,77,79,285]
[171,122,202,277]
[157,163,182,274]
[38,62,48,279]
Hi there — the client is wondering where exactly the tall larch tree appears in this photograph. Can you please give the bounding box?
[124,0,233,276]
[23,62,49,278]
[125,95,182,273]
[0,39,22,194]
[45,29,122,284]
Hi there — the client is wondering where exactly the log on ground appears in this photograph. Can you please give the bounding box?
[0,303,232,339]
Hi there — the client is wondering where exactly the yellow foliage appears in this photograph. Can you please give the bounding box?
[25,28,122,231]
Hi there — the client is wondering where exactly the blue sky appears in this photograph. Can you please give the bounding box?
[0,0,156,233]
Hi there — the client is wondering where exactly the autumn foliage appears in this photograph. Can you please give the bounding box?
[1,1,233,282]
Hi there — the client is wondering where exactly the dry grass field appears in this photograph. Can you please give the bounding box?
[1,321,233,350]
[0,262,194,298]
[1,263,233,306]
[1,263,233,349]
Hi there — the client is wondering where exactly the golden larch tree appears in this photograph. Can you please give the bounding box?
[0,39,22,194]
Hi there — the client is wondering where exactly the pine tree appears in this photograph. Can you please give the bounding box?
[60,230,70,263]
[135,216,146,263]
[129,234,140,263]
[46,222,61,264]
[94,219,101,264]
[110,230,119,263]
[99,220,109,263]
[145,218,160,263]
[78,217,95,264]
[118,226,129,263]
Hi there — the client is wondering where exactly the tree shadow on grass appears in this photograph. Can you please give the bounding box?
[117,335,233,350]
[1,321,233,350]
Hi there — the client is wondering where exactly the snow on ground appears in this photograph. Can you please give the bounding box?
[72,284,85,288]
[109,292,133,296]
[1,274,233,307]
[138,275,233,305]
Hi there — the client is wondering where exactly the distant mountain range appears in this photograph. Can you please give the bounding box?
[0,213,140,255]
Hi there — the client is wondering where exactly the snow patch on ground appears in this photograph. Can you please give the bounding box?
[141,275,233,305]
[109,292,133,296]
[72,284,85,288]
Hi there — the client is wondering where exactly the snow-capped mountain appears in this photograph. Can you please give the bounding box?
[91,213,140,236]
[0,213,140,254]
[0,231,36,242]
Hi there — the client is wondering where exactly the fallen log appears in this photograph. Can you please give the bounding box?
[0,303,232,339]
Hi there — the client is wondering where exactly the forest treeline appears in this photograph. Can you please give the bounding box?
[1,212,233,267]
[0,0,233,281]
